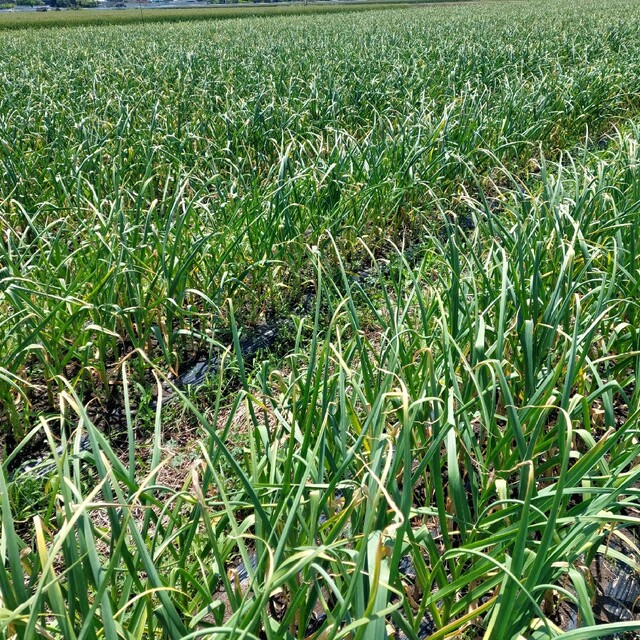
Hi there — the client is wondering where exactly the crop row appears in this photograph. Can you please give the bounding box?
[1,1,640,637]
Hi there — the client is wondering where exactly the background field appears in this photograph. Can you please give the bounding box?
[0,1,437,31]
[1,0,640,638]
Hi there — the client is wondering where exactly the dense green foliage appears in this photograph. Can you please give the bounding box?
[14,0,45,8]
[0,2,416,31]
[1,1,640,638]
